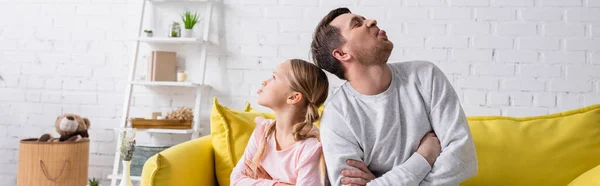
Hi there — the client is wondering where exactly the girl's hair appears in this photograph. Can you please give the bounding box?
[250,59,330,184]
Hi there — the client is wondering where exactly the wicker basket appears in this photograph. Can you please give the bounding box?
[17,138,89,186]
[130,118,192,129]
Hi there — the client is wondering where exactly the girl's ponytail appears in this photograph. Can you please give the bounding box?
[250,122,276,178]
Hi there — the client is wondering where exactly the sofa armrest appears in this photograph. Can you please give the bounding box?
[141,135,216,186]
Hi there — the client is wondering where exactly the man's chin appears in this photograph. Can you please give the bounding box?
[383,39,393,46]
[382,41,394,53]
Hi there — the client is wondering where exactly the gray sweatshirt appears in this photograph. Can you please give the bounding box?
[320,61,478,186]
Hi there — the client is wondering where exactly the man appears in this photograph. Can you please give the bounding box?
[311,8,478,186]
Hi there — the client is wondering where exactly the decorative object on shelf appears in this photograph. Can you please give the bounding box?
[151,112,162,119]
[143,30,153,37]
[177,70,188,82]
[146,51,177,81]
[129,107,194,129]
[181,10,199,38]
[88,178,100,186]
[169,22,181,37]
[166,107,194,121]
[119,130,136,186]
[130,118,192,129]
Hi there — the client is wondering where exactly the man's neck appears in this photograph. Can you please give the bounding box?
[346,63,393,95]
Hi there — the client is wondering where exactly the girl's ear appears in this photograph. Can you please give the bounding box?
[287,92,303,105]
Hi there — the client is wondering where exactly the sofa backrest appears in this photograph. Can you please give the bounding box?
[462,104,600,186]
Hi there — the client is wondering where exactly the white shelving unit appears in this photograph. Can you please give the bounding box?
[149,0,216,2]
[129,81,204,87]
[108,0,217,185]
[113,127,198,134]
[134,37,206,44]
[108,175,142,182]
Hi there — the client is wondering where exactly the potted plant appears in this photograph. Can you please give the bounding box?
[88,178,100,186]
[144,30,153,37]
[169,22,181,38]
[118,130,136,186]
[181,10,199,38]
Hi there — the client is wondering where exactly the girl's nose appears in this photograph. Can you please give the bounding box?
[261,81,266,86]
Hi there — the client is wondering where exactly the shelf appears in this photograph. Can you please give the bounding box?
[113,127,199,134]
[108,174,141,181]
[135,37,205,44]
[130,81,203,88]
[149,0,215,3]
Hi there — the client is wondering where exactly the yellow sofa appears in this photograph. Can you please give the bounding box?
[140,100,600,186]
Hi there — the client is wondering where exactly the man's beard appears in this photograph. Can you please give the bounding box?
[356,41,393,65]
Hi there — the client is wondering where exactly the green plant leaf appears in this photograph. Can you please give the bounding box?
[88,178,100,186]
[181,10,199,29]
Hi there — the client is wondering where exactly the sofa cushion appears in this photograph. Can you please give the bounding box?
[568,163,600,186]
[461,104,600,186]
[140,135,215,186]
[210,98,325,185]
[210,97,270,186]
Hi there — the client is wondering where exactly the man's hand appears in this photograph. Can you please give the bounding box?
[341,159,376,186]
[417,132,441,167]
[243,160,272,180]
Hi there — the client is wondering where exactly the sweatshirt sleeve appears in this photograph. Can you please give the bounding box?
[365,153,432,186]
[320,107,432,186]
[230,117,278,186]
[320,107,365,186]
[415,61,479,186]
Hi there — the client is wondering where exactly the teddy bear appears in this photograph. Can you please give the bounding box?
[38,114,91,142]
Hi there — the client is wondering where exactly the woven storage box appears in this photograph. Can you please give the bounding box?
[17,138,89,186]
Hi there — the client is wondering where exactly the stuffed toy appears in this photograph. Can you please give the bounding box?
[38,114,91,142]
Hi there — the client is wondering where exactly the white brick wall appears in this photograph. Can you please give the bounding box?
[1,0,599,185]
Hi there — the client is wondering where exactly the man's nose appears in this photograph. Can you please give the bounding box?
[366,19,377,27]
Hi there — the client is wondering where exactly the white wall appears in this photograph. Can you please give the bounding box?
[1,0,599,185]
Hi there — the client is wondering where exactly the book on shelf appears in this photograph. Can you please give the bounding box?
[147,51,177,81]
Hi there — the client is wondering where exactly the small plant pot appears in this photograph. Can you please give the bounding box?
[145,33,153,37]
[182,29,193,38]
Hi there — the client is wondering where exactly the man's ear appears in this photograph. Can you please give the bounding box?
[287,92,303,105]
[332,47,351,62]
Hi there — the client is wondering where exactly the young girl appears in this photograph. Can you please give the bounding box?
[230,59,329,186]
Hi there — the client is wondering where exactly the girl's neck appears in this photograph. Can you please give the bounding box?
[273,107,305,139]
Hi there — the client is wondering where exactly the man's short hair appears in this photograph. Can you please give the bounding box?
[310,7,350,80]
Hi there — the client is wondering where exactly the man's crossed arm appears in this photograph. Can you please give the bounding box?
[320,63,478,186]
[320,115,442,186]
[338,133,441,185]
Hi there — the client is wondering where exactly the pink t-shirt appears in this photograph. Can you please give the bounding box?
[230,117,323,186]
